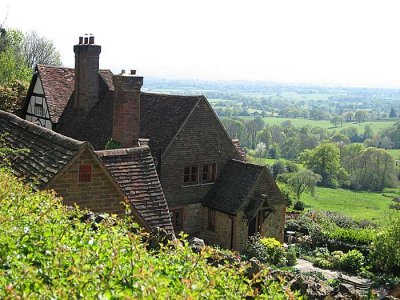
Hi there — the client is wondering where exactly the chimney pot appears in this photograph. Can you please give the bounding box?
[130,69,136,75]
[84,34,89,44]
[79,36,83,44]
[121,69,125,74]
[89,36,95,44]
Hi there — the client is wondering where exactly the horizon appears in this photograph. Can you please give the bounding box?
[2,0,400,89]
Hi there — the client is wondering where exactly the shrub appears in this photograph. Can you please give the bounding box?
[340,250,365,272]
[285,246,297,266]
[244,235,287,266]
[293,200,305,211]
[369,212,400,274]
[0,169,297,299]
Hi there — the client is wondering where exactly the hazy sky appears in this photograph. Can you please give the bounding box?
[1,0,400,87]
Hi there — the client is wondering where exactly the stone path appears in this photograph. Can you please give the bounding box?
[294,258,339,280]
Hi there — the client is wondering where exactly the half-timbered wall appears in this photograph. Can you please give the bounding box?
[25,77,52,129]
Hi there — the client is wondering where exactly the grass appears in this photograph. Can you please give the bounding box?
[300,187,395,222]
[238,116,396,134]
[388,149,400,160]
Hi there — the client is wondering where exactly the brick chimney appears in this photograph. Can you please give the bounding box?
[73,34,101,112]
[112,69,143,148]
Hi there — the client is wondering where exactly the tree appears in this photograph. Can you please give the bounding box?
[272,160,285,179]
[254,142,267,159]
[343,111,354,122]
[286,170,321,199]
[256,128,272,149]
[330,116,340,128]
[363,124,373,141]
[22,31,61,68]
[300,142,348,188]
[0,80,28,113]
[244,117,264,149]
[389,107,397,118]
[354,110,368,123]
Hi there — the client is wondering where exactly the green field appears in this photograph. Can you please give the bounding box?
[300,187,396,222]
[388,149,400,160]
[240,116,396,134]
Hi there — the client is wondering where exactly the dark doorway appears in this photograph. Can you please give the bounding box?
[248,216,257,236]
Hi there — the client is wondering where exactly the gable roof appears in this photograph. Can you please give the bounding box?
[0,110,87,189]
[203,158,285,218]
[36,65,75,124]
[203,159,265,216]
[96,147,173,231]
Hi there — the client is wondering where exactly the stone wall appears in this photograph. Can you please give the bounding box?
[49,148,126,215]
[200,208,234,249]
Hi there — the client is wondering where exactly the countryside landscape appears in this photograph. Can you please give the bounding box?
[1,1,400,299]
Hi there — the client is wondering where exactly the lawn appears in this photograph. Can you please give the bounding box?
[300,187,396,222]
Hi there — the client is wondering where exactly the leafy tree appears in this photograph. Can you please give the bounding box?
[254,142,267,159]
[300,142,348,188]
[343,111,354,122]
[354,110,368,123]
[286,170,321,199]
[22,31,62,68]
[222,118,244,140]
[272,160,285,179]
[244,117,264,149]
[363,124,373,141]
[0,80,28,113]
[330,116,340,128]
[0,29,31,85]
[256,128,272,149]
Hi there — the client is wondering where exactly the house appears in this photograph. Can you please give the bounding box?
[21,35,286,250]
[0,109,173,232]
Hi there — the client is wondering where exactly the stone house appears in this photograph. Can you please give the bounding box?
[21,35,286,250]
[0,110,173,231]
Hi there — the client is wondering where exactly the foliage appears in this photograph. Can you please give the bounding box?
[22,31,62,69]
[277,182,295,207]
[293,201,305,211]
[0,28,32,85]
[243,235,294,267]
[369,212,400,274]
[105,138,122,150]
[340,250,365,272]
[0,80,28,113]
[300,142,348,188]
[286,170,321,199]
[0,169,298,299]
[254,142,267,158]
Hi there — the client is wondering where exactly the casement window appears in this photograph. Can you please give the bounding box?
[183,166,198,185]
[202,163,216,183]
[208,208,216,231]
[79,164,92,183]
[34,103,44,116]
[170,208,183,231]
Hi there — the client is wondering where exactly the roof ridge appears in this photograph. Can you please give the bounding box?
[141,92,204,99]
[229,159,265,169]
[95,145,150,157]
[37,64,74,70]
[0,110,85,150]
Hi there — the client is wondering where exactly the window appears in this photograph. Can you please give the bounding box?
[208,208,216,231]
[79,164,92,182]
[202,163,216,183]
[34,103,43,116]
[183,166,198,185]
[170,208,183,231]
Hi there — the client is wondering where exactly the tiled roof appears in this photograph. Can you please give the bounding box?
[140,93,201,156]
[36,66,114,124]
[37,65,75,124]
[203,160,265,215]
[0,110,86,188]
[96,146,173,231]
[232,139,247,161]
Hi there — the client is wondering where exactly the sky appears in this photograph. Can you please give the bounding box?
[1,0,400,88]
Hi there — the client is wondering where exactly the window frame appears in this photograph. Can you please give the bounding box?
[78,164,93,183]
[183,165,199,185]
[201,163,217,184]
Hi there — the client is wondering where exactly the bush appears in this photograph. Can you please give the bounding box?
[0,169,297,299]
[369,212,400,274]
[340,250,365,272]
[243,235,287,266]
[293,201,305,211]
[285,246,297,266]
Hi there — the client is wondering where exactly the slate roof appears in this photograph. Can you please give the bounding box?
[0,110,87,189]
[232,139,247,161]
[96,146,173,231]
[36,65,75,124]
